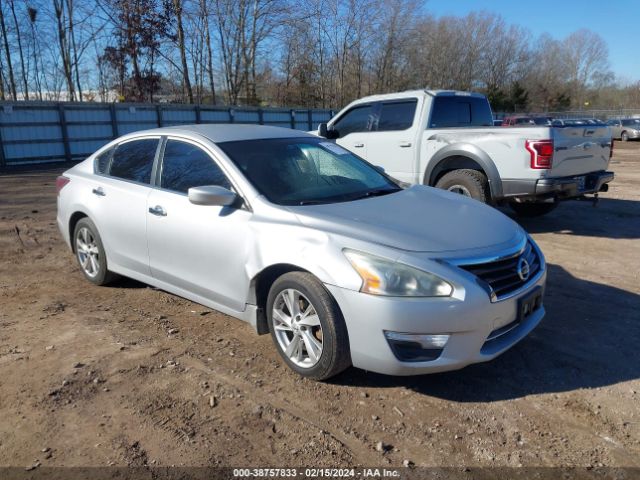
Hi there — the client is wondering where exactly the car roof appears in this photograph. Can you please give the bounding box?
[119,124,313,144]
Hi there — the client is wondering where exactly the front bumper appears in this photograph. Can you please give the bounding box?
[325,269,546,376]
[502,170,614,200]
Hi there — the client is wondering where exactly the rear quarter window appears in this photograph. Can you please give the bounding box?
[94,148,113,174]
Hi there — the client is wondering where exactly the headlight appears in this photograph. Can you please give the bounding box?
[343,249,453,297]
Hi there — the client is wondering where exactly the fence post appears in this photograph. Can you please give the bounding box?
[195,105,201,124]
[258,108,264,125]
[109,104,118,138]
[229,108,235,123]
[290,110,295,129]
[156,105,163,127]
[0,119,6,168]
[307,110,313,131]
[58,104,72,162]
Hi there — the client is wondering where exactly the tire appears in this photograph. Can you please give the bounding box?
[510,201,558,218]
[621,131,628,142]
[435,169,489,203]
[266,272,351,380]
[73,217,117,286]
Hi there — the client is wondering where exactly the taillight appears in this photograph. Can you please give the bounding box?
[56,176,70,195]
[525,140,554,169]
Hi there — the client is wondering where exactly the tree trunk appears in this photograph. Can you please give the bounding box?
[52,0,75,100]
[201,0,216,104]
[173,0,193,103]
[0,4,18,100]
[66,0,83,101]
[9,0,28,100]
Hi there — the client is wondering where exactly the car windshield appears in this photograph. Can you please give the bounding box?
[218,137,402,206]
[622,119,640,126]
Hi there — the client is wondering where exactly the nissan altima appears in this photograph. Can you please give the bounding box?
[56,125,546,380]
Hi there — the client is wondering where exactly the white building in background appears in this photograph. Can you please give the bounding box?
[13,89,120,102]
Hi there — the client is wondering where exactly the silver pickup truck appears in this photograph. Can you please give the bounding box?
[317,90,614,216]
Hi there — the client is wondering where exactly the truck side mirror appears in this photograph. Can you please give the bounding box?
[319,123,339,139]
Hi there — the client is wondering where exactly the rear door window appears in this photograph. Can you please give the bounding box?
[110,138,159,184]
[160,139,232,194]
[429,96,493,128]
[377,100,417,131]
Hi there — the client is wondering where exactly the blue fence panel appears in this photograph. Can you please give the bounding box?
[0,102,334,166]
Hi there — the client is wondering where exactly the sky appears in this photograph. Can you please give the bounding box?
[423,0,640,82]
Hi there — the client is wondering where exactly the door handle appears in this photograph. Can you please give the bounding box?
[92,187,106,196]
[399,141,412,148]
[148,205,167,217]
[353,143,364,148]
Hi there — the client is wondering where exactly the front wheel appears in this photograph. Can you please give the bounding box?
[435,169,489,203]
[510,201,558,218]
[266,272,351,380]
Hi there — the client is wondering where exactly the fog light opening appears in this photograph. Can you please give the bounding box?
[384,331,450,362]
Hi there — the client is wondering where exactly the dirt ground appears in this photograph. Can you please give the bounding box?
[0,142,639,472]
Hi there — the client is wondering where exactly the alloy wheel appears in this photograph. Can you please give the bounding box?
[447,185,472,197]
[272,288,323,368]
[76,227,100,278]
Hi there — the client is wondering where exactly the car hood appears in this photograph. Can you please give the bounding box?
[287,186,523,253]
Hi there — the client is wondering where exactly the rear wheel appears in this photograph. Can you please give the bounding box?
[73,218,117,285]
[266,272,350,380]
[621,131,628,142]
[435,169,489,203]
[510,201,558,218]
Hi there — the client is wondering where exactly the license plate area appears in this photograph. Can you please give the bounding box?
[518,286,543,322]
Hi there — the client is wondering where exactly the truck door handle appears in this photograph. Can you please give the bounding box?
[399,141,412,148]
[353,143,364,148]
[92,187,106,196]
[148,205,167,216]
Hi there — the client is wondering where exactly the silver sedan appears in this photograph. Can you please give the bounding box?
[56,125,546,380]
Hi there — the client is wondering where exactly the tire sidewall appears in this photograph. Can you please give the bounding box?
[266,275,341,379]
[73,218,109,285]
[436,170,487,202]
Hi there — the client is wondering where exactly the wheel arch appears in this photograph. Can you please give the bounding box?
[424,144,503,199]
[248,263,310,335]
[68,211,89,253]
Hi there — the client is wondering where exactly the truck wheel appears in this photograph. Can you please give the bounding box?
[510,201,558,218]
[621,131,628,142]
[435,169,489,203]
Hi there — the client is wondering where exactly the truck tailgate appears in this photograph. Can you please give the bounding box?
[550,126,611,176]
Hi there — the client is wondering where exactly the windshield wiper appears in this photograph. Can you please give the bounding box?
[350,187,402,200]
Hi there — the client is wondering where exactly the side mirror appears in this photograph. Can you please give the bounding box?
[318,123,339,139]
[188,185,237,207]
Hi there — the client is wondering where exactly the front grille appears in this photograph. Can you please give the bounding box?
[458,241,540,300]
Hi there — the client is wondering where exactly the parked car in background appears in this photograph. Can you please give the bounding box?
[607,118,640,141]
[493,119,504,126]
[56,125,547,380]
[502,116,552,126]
[317,89,614,217]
